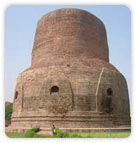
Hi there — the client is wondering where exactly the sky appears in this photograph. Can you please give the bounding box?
[5,5,131,103]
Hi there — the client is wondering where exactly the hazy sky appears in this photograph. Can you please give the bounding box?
[5,5,131,103]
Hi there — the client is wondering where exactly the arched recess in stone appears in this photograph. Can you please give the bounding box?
[15,91,18,99]
[39,77,74,114]
[50,86,59,94]
[106,88,113,113]
[107,88,112,96]
[97,68,130,116]
[96,68,115,113]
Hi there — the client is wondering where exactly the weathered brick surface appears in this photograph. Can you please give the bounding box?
[10,8,131,131]
[31,8,109,68]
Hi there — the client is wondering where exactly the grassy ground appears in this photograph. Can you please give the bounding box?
[6,131,131,138]
[6,132,25,138]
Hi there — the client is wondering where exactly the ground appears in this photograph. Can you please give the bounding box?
[6,131,131,138]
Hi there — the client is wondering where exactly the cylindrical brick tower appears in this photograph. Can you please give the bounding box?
[9,8,131,132]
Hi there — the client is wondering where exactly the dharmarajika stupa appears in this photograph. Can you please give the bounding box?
[7,8,131,133]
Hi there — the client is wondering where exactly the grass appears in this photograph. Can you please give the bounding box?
[6,132,25,138]
[6,130,131,138]
[69,131,131,138]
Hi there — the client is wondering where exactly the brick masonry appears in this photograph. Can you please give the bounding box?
[8,8,131,132]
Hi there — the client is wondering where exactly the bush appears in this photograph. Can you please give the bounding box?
[25,129,35,138]
[24,126,40,138]
[5,103,13,121]
[31,126,40,133]
[53,128,69,138]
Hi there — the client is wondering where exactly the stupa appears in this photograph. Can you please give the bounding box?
[9,8,131,132]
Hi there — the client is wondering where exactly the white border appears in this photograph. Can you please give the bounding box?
[0,0,135,143]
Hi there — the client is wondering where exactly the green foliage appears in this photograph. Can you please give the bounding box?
[6,130,131,138]
[69,133,83,138]
[5,103,13,121]
[24,126,40,138]
[53,128,69,138]
[31,126,40,133]
[24,130,35,138]
[52,129,131,138]
[6,132,25,138]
